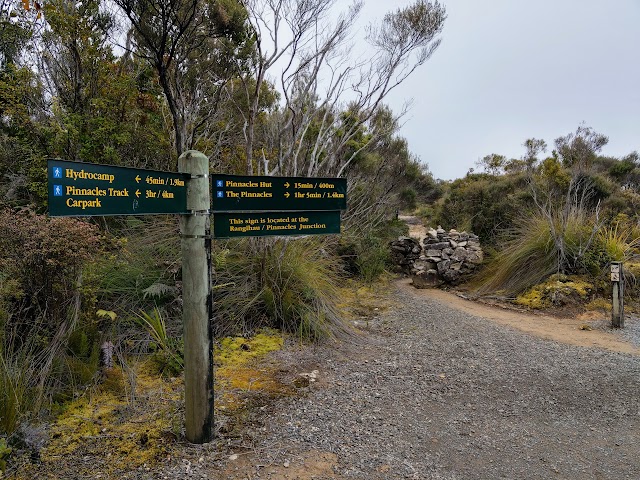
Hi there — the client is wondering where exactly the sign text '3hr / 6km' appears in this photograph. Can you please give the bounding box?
[48,159,189,216]
[211,174,346,212]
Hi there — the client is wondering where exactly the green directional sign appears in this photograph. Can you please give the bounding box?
[213,211,341,238]
[212,174,346,212]
[48,159,189,216]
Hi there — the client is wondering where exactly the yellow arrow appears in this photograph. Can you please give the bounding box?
[135,189,141,198]
[135,175,141,183]
[284,182,290,188]
[284,192,290,198]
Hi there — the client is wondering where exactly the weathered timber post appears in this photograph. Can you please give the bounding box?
[179,150,213,443]
[611,261,624,328]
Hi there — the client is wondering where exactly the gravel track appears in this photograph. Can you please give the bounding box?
[167,281,640,479]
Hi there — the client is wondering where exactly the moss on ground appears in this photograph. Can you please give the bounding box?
[12,285,391,476]
[215,329,292,414]
[515,274,594,310]
[215,329,283,368]
[17,362,182,478]
[336,278,392,321]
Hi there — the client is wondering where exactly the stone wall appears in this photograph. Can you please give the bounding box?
[390,227,483,288]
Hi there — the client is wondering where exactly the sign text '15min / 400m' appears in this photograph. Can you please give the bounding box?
[47,159,189,216]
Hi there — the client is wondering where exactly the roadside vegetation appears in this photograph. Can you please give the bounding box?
[0,0,444,472]
[425,126,640,311]
[2,0,637,474]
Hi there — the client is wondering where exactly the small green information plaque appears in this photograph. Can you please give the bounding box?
[213,211,341,238]
[48,159,189,216]
[212,174,346,212]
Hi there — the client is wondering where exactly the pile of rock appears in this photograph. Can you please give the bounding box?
[390,226,483,287]
[389,237,422,274]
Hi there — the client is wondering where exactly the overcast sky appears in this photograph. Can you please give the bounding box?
[357,0,640,180]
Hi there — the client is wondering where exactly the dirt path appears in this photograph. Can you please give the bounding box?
[396,215,639,355]
[161,280,640,479]
[398,214,427,243]
[413,281,640,356]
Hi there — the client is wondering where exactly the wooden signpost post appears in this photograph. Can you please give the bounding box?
[610,262,624,328]
[48,153,346,444]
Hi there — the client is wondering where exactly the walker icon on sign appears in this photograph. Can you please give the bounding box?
[53,185,63,196]
[53,167,62,178]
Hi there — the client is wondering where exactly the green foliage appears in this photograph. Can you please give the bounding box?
[0,342,36,435]
[90,217,181,314]
[477,207,637,296]
[0,436,11,472]
[134,308,183,376]
[399,187,417,210]
[435,172,530,245]
[596,215,640,262]
[354,235,391,284]
[0,209,107,433]
[475,214,558,295]
[0,209,102,336]
[338,219,408,282]
[214,238,347,341]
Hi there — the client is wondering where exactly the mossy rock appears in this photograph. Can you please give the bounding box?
[515,275,594,309]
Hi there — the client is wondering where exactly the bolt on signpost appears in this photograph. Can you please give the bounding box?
[610,262,624,328]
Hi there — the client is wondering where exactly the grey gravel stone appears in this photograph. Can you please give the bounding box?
[163,281,640,479]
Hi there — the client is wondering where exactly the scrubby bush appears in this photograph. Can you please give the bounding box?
[0,209,104,433]
[213,237,348,341]
[476,209,640,297]
[337,218,408,282]
[434,172,531,246]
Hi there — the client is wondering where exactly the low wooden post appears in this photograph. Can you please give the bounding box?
[611,262,624,328]
[178,150,213,443]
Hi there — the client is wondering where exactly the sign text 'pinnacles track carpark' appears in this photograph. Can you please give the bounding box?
[48,159,189,216]
[211,174,346,212]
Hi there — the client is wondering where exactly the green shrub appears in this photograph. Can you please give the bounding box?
[134,308,184,377]
[0,343,37,435]
[0,209,102,337]
[476,206,640,296]
[475,214,557,295]
[337,218,408,282]
[0,209,103,433]
[90,217,181,314]
[354,235,389,284]
[0,436,11,472]
[214,238,347,341]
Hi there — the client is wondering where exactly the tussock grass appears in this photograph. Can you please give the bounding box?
[476,207,640,296]
[91,217,181,313]
[0,345,35,435]
[214,237,350,341]
[475,215,557,295]
[597,220,640,262]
